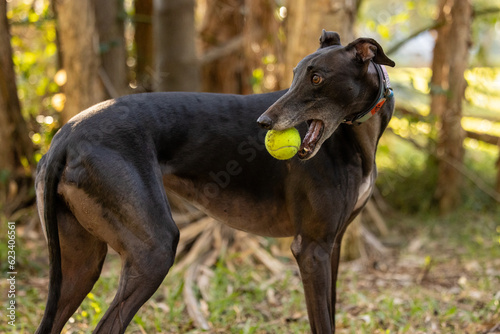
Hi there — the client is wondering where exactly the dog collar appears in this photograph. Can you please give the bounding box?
[343,63,393,125]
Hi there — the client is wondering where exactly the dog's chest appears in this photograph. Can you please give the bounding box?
[354,173,374,211]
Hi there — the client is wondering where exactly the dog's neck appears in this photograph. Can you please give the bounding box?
[344,63,389,177]
[347,116,382,177]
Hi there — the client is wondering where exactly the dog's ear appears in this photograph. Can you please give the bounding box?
[346,38,395,67]
[319,30,341,49]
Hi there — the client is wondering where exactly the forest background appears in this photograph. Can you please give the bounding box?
[1,0,500,333]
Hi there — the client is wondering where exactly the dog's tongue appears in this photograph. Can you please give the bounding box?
[298,120,324,159]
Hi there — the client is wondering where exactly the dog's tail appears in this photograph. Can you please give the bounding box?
[36,136,67,334]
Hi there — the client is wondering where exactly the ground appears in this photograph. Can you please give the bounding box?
[1,208,499,333]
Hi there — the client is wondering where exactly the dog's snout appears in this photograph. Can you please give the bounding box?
[257,115,273,130]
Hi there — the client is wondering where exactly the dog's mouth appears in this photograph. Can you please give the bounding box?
[298,120,325,159]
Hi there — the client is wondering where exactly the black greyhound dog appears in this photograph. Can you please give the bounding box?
[35,30,394,333]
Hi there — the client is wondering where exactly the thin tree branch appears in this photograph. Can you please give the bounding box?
[98,67,119,99]
[386,20,445,56]
[473,7,500,18]
[183,252,212,331]
[199,35,244,64]
[396,105,500,123]
[466,131,500,147]
[387,128,500,203]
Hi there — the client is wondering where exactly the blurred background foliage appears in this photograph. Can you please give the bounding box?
[1,0,500,332]
[2,0,499,213]
[1,0,499,267]
[0,0,499,266]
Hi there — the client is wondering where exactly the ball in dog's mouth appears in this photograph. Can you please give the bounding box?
[298,120,324,159]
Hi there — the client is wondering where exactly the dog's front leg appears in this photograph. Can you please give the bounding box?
[291,235,336,333]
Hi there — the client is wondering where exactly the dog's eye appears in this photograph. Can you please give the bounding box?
[311,74,323,85]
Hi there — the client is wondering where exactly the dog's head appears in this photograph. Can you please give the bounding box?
[257,30,395,160]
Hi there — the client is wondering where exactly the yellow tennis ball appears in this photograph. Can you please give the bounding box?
[265,127,301,160]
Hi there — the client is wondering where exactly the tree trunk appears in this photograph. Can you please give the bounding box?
[135,0,154,92]
[199,0,245,94]
[243,0,284,94]
[284,0,360,85]
[54,0,106,123]
[430,0,472,214]
[429,0,451,120]
[284,0,362,260]
[153,0,199,92]
[94,0,128,98]
[0,0,34,211]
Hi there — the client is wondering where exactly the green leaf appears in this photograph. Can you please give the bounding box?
[28,11,39,23]
[377,25,391,39]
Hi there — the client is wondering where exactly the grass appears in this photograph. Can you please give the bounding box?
[334,209,500,334]
[1,205,499,333]
[62,251,311,333]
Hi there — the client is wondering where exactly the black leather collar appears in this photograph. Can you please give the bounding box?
[343,63,393,125]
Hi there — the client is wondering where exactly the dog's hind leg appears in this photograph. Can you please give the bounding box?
[55,206,108,333]
[35,196,108,334]
[58,150,179,334]
[92,192,179,333]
